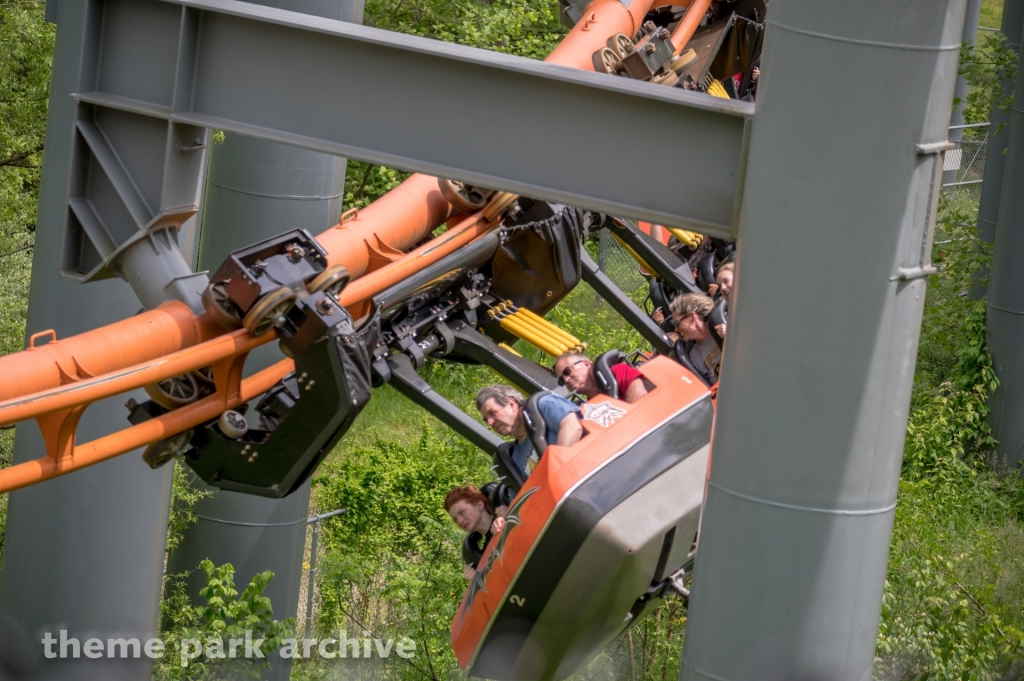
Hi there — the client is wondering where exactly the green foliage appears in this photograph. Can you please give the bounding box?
[154,560,293,681]
[166,462,215,555]
[296,426,489,680]
[957,32,1017,127]
[0,0,51,576]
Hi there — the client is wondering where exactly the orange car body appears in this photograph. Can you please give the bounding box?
[452,356,713,680]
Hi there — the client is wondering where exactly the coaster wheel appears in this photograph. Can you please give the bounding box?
[652,70,680,87]
[202,281,244,330]
[607,33,634,59]
[592,47,623,75]
[142,429,194,469]
[670,48,698,75]
[306,265,351,296]
[144,373,200,410]
[439,179,495,214]
[243,286,297,336]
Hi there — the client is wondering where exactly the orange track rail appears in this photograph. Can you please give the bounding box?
[0,0,692,493]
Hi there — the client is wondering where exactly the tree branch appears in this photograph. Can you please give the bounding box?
[0,144,44,168]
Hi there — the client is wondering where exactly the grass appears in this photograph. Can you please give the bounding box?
[980,0,1003,29]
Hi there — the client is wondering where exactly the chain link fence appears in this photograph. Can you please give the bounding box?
[593,123,991,291]
[941,122,989,204]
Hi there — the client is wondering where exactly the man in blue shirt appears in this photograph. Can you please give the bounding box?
[475,385,583,477]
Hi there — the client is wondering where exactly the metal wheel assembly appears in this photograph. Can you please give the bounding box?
[439,179,496,214]
[202,281,244,329]
[243,286,297,336]
[144,373,200,409]
[652,70,680,87]
[592,47,623,75]
[670,48,698,75]
[142,429,194,469]
[218,410,249,439]
[607,33,634,59]
[306,264,351,296]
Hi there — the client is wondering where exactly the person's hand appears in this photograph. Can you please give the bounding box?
[463,564,476,580]
[491,516,506,534]
[715,324,727,338]
[652,308,665,324]
[668,332,679,342]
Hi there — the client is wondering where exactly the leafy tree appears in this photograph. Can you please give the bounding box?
[155,560,293,681]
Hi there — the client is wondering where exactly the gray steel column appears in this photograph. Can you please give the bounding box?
[0,2,175,679]
[986,46,1024,471]
[977,2,1024,247]
[944,0,982,183]
[680,1,966,680]
[165,5,357,680]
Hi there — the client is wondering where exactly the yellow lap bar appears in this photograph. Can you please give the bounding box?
[512,307,582,347]
[498,317,564,357]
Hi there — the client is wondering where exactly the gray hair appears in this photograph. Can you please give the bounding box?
[554,351,587,369]
[669,292,714,320]
[475,384,525,412]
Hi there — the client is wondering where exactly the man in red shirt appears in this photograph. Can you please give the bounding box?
[553,352,649,403]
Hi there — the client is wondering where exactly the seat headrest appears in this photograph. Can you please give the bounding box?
[707,298,727,349]
[593,350,626,399]
[491,441,526,490]
[672,339,712,388]
[522,392,550,457]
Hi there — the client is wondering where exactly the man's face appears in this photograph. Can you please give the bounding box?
[480,397,520,437]
[555,357,591,393]
[448,499,486,533]
[673,311,707,342]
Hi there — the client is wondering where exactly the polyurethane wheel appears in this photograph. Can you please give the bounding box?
[243,286,297,336]
[438,179,495,214]
[592,47,623,75]
[142,429,193,469]
[670,48,698,75]
[607,33,634,59]
[652,70,680,87]
[306,265,351,296]
[202,281,243,330]
[144,373,200,410]
[218,410,249,439]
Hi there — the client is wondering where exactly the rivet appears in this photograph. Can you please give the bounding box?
[248,457,255,463]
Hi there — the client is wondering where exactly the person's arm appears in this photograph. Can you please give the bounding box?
[624,377,648,402]
[463,564,476,580]
[556,413,583,446]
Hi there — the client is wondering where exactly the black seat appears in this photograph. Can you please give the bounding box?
[672,339,712,388]
[462,532,486,568]
[696,253,716,293]
[593,350,626,399]
[481,481,515,511]
[491,441,526,491]
[521,392,550,457]
[706,298,727,349]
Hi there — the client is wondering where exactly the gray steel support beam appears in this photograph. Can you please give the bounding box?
[945,0,982,183]
[976,2,1024,247]
[74,0,751,236]
[986,46,1024,471]
[680,1,966,680]
[0,2,176,678]
[165,4,355,676]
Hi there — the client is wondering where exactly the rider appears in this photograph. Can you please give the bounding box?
[553,352,648,403]
[476,384,582,478]
[670,292,722,385]
[445,485,505,580]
